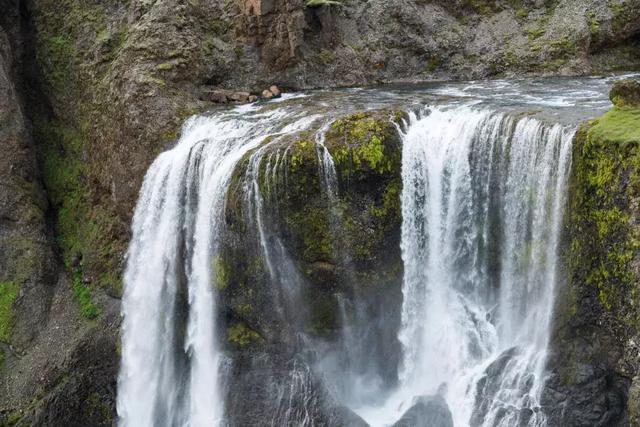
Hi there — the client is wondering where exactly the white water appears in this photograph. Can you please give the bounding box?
[117,92,577,427]
[355,105,574,427]
[116,101,319,427]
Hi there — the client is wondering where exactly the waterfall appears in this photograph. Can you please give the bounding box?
[356,105,573,426]
[116,102,318,427]
[117,92,576,427]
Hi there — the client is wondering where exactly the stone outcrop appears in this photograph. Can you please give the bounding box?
[392,395,454,427]
[543,80,640,427]
[220,110,405,424]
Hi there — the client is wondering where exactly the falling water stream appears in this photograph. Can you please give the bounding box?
[354,106,574,427]
[117,75,636,427]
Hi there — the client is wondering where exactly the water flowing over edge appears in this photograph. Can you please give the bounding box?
[117,100,575,427]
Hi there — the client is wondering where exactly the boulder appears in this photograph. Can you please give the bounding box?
[262,89,274,99]
[201,89,231,103]
[229,91,251,102]
[392,395,453,427]
[609,79,640,107]
[269,85,281,97]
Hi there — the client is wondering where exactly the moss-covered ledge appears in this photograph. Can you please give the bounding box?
[544,79,640,426]
[219,109,406,346]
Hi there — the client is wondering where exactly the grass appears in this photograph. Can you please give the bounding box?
[0,282,19,343]
[588,107,640,149]
[71,270,100,320]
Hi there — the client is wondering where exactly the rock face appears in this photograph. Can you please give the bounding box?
[392,395,454,427]
[220,110,405,425]
[610,79,640,107]
[0,0,639,424]
[543,80,640,427]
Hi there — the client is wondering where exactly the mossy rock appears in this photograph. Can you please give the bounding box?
[324,110,407,182]
[566,103,640,316]
[609,79,640,108]
[220,109,406,341]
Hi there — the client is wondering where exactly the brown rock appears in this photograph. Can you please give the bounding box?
[248,95,258,103]
[262,89,274,99]
[229,91,250,102]
[201,89,230,103]
[269,85,281,97]
[610,79,640,108]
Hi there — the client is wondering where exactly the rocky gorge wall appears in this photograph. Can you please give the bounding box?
[0,0,640,424]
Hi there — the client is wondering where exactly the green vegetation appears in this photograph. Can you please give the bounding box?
[318,49,336,64]
[227,323,263,346]
[36,119,122,297]
[71,270,100,320]
[588,108,640,149]
[328,111,403,177]
[0,282,19,343]
[609,0,629,33]
[527,27,546,42]
[568,106,640,314]
[213,256,230,290]
[586,10,600,36]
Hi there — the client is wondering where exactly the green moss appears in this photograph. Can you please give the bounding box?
[212,256,230,290]
[327,111,402,177]
[527,27,546,42]
[549,36,576,57]
[85,392,111,422]
[588,107,640,149]
[35,118,122,296]
[226,323,263,346]
[541,58,567,71]
[318,49,336,64]
[516,8,529,19]
[287,207,335,263]
[156,62,174,71]
[71,270,100,320]
[609,0,628,33]
[568,108,640,316]
[371,180,401,223]
[586,10,600,35]
[0,282,19,343]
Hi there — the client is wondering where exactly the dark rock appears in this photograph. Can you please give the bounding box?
[609,79,640,107]
[392,395,453,427]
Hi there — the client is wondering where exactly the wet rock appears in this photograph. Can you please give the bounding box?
[201,89,230,103]
[229,91,251,102]
[269,85,281,97]
[262,89,274,99]
[392,395,453,427]
[609,79,640,107]
[201,89,255,104]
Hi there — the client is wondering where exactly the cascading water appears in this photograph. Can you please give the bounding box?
[355,105,574,426]
[116,75,626,427]
[116,101,321,427]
